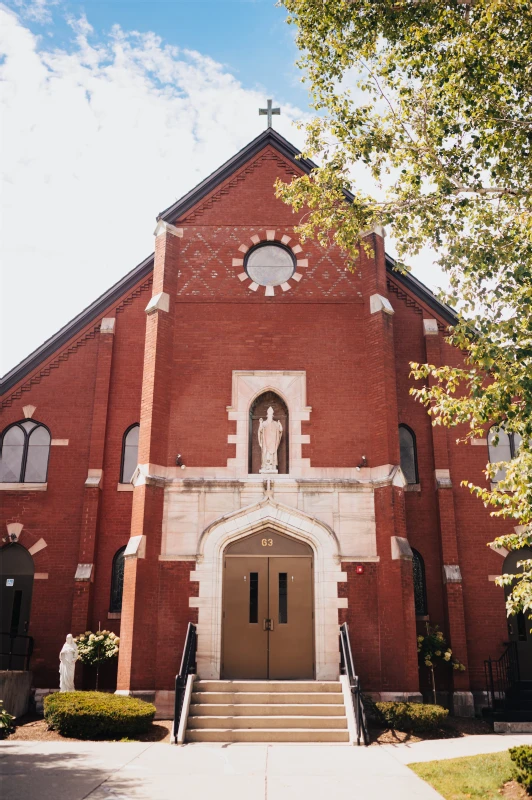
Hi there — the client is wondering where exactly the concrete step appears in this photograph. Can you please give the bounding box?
[191,691,344,705]
[189,703,346,717]
[186,727,350,743]
[193,680,341,693]
[188,715,347,729]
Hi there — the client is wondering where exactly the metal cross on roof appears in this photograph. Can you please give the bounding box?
[259,99,280,129]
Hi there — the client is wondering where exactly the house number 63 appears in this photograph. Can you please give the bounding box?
[261,538,273,547]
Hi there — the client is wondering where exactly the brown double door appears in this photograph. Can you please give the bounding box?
[222,531,314,679]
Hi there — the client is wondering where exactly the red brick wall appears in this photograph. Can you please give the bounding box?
[0,142,511,694]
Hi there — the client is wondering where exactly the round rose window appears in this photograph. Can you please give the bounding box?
[245,243,296,287]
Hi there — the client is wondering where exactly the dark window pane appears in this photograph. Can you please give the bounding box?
[412,550,427,616]
[25,426,50,482]
[0,444,24,482]
[121,426,139,483]
[488,427,512,483]
[110,548,126,612]
[4,427,25,445]
[279,572,288,624]
[249,572,258,623]
[399,426,417,484]
[517,612,527,642]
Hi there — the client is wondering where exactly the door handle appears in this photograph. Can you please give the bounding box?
[263,619,274,631]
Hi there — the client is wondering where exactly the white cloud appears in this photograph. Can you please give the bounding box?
[0,7,307,375]
[12,0,58,23]
[0,6,446,379]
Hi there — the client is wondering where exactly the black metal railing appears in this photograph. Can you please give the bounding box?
[484,641,519,710]
[339,622,369,746]
[173,622,197,743]
[0,632,34,671]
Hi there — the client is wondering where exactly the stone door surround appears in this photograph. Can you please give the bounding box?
[189,497,347,680]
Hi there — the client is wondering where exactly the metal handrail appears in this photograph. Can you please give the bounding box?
[173,622,197,744]
[339,622,369,746]
[0,632,34,671]
[484,641,519,710]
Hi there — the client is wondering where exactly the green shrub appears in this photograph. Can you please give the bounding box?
[372,701,448,733]
[510,745,532,794]
[44,691,155,740]
[0,700,15,740]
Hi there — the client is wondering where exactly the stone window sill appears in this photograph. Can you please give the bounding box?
[404,483,421,493]
[108,611,122,619]
[0,482,47,491]
[117,483,134,492]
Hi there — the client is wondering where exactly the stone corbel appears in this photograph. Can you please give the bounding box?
[85,469,103,489]
[75,563,93,582]
[145,292,170,315]
[131,464,167,488]
[124,535,146,559]
[443,565,462,584]
[423,318,439,336]
[154,220,184,238]
[100,317,116,335]
[370,294,395,315]
[435,469,452,489]
[391,536,413,561]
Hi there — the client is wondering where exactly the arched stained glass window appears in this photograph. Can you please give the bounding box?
[412,548,428,617]
[488,425,521,483]
[120,424,139,484]
[399,424,418,484]
[110,546,126,613]
[0,420,51,483]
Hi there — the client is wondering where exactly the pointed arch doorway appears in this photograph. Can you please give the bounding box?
[0,544,35,670]
[221,529,314,679]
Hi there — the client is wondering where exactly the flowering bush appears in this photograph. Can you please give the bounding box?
[0,700,15,740]
[417,625,466,672]
[75,630,120,666]
[417,624,466,704]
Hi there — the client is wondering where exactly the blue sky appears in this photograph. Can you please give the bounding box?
[0,0,442,376]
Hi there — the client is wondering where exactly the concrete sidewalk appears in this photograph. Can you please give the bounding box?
[1,735,531,800]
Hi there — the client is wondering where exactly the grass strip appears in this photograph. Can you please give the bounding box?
[409,750,515,800]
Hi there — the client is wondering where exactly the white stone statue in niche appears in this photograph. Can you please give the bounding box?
[258,406,283,473]
[59,634,78,692]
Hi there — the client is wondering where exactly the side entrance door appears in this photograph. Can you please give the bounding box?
[0,544,35,670]
[222,530,314,679]
[504,548,532,681]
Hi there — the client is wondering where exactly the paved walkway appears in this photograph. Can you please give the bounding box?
[2,735,531,800]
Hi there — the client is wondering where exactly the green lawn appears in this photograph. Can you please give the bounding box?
[409,751,516,800]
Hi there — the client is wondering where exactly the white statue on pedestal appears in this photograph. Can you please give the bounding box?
[59,634,78,692]
[258,406,283,473]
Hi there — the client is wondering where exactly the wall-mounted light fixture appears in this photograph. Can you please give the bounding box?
[175,454,186,470]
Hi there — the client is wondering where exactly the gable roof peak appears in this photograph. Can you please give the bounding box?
[157,128,318,225]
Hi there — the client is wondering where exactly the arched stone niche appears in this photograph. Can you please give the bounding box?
[249,391,289,474]
[226,371,311,478]
[189,498,346,680]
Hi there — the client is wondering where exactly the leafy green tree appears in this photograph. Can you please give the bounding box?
[278,0,532,620]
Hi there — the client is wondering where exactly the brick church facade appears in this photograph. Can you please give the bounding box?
[0,129,519,715]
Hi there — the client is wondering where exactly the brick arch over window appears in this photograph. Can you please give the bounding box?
[249,391,289,474]
[0,419,51,484]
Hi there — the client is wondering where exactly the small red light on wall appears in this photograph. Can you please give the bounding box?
[356,565,365,575]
